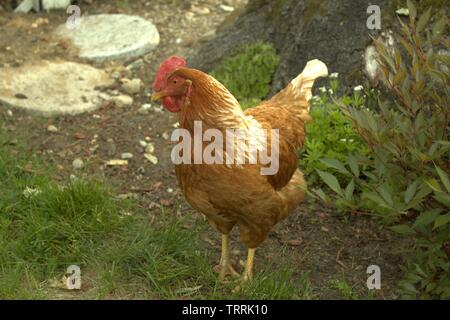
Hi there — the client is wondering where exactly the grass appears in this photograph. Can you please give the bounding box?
[0,120,311,300]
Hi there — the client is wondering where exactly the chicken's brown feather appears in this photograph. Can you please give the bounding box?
[171,60,327,248]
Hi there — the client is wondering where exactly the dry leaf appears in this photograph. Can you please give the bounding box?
[286,239,303,246]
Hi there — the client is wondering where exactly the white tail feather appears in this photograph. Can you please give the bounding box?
[291,59,328,102]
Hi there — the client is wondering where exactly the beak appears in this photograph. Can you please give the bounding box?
[151,91,166,102]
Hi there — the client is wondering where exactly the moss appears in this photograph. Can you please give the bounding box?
[211,42,280,110]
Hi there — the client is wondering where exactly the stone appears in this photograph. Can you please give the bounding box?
[72,158,84,170]
[192,6,210,15]
[138,103,152,114]
[15,0,71,13]
[98,92,111,101]
[121,152,134,159]
[113,95,133,108]
[220,5,234,12]
[0,61,113,116]
[54,14,160,62]
[121,78,142,95]
[106,159,128,166]
[144,153,158,165]
[145,143,155,154]
[47,125,58,133]
[185,12,195,21]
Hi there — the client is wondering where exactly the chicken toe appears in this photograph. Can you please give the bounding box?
[214,234,240,281]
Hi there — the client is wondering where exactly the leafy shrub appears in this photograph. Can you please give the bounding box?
[311,1,449,299]
[301,82,369,185]
[211,42,280,109]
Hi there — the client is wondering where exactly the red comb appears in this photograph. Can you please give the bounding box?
[152,56,187,91]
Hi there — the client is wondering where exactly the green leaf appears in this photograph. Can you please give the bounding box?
[319,158,350,175]
[312,188,328,202]
[413,209,441,228]
[379,186,394,207]
[433,213,450,229]
[400,281,418,294]
[433,192,450,208]
[404,181,417,204]
[390,224,416,236]
[425,178,442,193]
[435,165,450,193]
[347,155,359,177]
[316,170,343,196]
[407,0,417,22]
[405,185,432,210]
[345,179,355,201]
[416,7,431,33]
[363,192,391,209]
[432,15,447,44]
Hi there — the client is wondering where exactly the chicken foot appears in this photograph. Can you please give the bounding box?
[232,248,256,292]
[214,234,239,281]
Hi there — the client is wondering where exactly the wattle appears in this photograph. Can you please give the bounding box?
[162,96,182,113]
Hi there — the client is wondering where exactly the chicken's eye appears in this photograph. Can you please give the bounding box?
[173,79,178,84]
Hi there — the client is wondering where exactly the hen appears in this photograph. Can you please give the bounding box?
[151,56,328,282]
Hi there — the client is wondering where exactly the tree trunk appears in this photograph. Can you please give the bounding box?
[190,0,393,95]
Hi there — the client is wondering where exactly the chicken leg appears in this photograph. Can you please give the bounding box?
[242,248,256,282]
[214,234,239,281]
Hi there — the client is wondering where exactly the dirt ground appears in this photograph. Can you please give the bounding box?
[0,0,408,299]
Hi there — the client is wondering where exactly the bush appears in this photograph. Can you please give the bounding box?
[211,42,280,109]
[301,80,369,185]
[311,2,449,298]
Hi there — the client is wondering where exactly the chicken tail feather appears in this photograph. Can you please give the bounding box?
[291,59,328,103]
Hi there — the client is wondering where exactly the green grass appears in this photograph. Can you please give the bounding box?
[0,121,310,299]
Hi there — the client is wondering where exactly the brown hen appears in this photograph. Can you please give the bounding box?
[151,57,328,282]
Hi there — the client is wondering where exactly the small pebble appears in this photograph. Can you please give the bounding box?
[72,158,84,170]
[138,103,152,114]
[145,143,155,154]
[47,125,58,133]
[113,95,133,108]
[139,140,148,148]
[219,4,234,12]
[144,153,158,164]
[121,152,134,160]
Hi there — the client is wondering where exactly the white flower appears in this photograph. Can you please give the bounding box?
[340,138,347,142]
[354,85,364,91]
[319,86,327,93]
[330,72,339,79]
[328,88,334,94]
[23,187,42,198]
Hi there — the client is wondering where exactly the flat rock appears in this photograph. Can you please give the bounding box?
[54,14,160,62]
[0,61,113,116]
